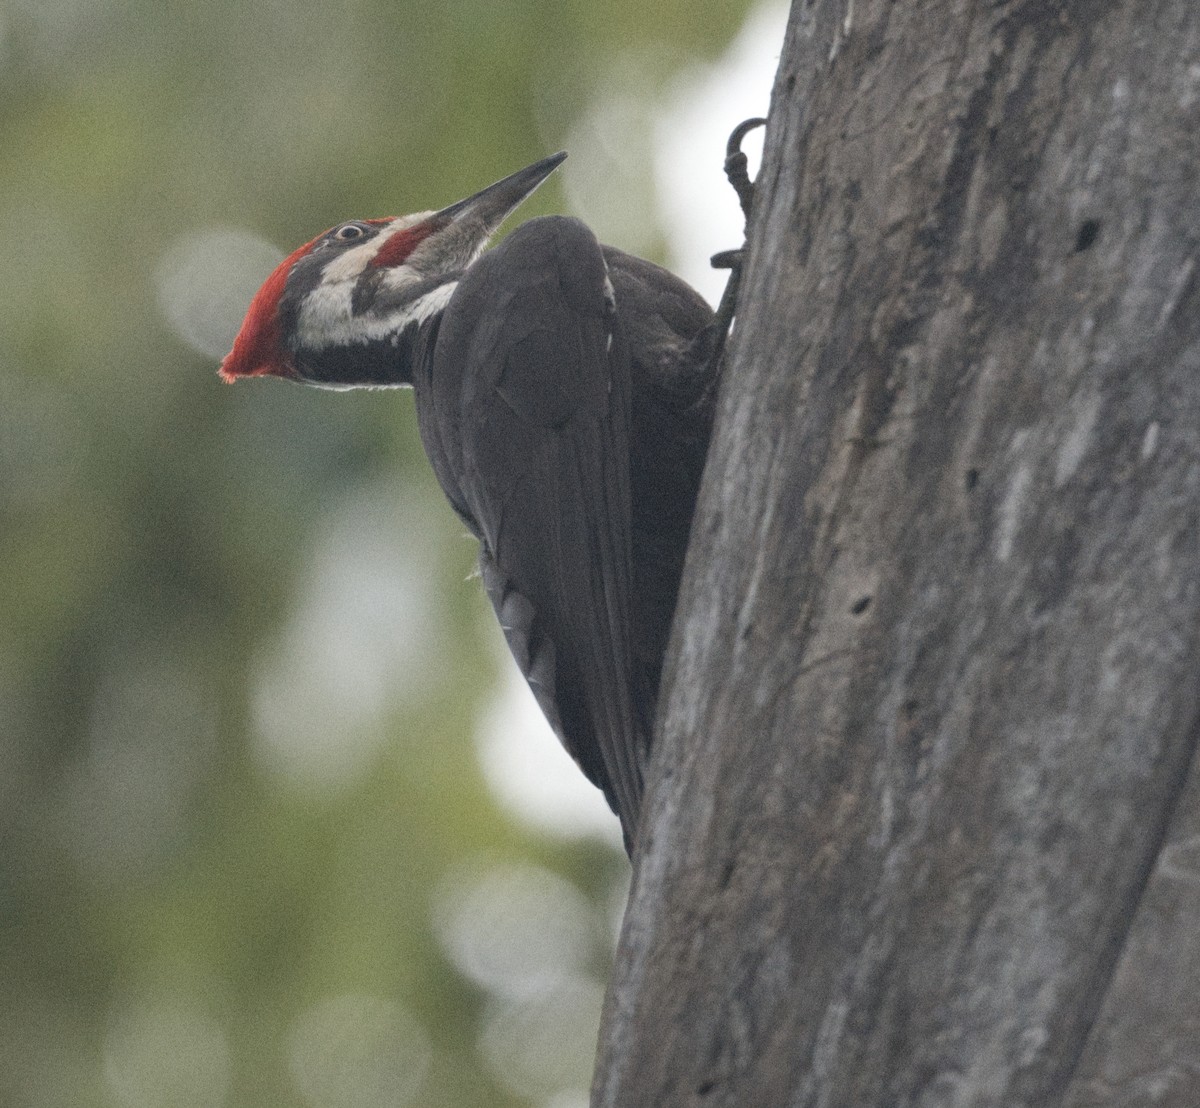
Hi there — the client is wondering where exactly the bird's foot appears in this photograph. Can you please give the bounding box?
[710,116,766,331]
[698,118,766,387]
[723,116,766,223]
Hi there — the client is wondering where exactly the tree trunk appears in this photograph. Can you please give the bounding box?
[594,1,1200,1105]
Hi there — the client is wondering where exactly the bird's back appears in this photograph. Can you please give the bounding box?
[412,219,718,849]
[602,246,717,729]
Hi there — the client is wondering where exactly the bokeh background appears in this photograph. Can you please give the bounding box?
[0,2,781,1105]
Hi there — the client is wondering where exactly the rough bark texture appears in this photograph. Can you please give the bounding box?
[595,1,1200,1105]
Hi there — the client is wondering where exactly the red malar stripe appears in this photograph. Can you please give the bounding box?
[369,218,443,269]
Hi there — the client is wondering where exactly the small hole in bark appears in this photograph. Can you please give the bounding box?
[965,468,980,491]
[697,1080,716,1096]
[851,596,872,615]
[1074,219,1101,253]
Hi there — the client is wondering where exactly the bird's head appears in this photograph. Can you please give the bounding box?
[219,152,566,388]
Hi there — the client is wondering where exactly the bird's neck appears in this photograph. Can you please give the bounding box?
[292,311,444,390]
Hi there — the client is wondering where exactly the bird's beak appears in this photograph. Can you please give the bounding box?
[434,152,567,241]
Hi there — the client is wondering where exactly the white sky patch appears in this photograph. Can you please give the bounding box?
[561,52,665,263]
[653,1,787,304]
[476,636,624,846]
[431,861,601,1000]
[156,228,283,359]
[477,977,606,1104]
[253,482,447,793]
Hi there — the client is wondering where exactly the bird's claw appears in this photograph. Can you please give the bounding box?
[710,116,764,278]
[724,117,766,224]
[703,118,766,374]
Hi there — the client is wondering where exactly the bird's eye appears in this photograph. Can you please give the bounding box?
[334,223,367,241]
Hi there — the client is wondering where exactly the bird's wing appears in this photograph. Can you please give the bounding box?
[429,215,645,843]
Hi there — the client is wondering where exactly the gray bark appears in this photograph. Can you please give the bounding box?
[594,1,1200,1105]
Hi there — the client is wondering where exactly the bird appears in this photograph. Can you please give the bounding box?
[220,153,718,852]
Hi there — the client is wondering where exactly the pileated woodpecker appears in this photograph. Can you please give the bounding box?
[220,154,717,851]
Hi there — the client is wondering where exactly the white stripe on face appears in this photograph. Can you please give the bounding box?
[320,211,435,282]
[296,212,446,350]
[297,279,457,351]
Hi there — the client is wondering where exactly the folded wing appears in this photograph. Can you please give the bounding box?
[421,215,646,846]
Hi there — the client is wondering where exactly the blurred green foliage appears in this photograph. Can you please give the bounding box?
[0,0,758,1105]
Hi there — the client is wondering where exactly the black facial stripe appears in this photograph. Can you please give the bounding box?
[278,224,386,333]
[293,322,425,387]
[350,269,458,317]
[351,268,384,316]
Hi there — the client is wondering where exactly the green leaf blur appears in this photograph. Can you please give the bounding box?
[0,1,755,1105]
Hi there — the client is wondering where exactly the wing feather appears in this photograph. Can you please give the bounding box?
[422,216,646,844]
